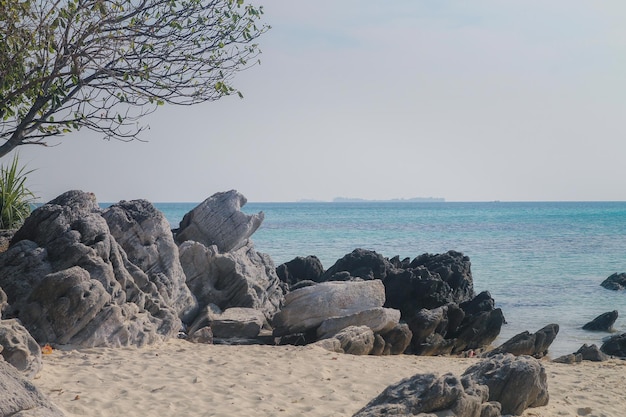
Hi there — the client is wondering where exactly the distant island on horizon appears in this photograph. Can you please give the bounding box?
[296,197,446,203]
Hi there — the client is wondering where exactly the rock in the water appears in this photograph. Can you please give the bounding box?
[0,190,182,348]
[0,358,65,416]
[0,319,42,378]
[321,249,392,282]
[582,310,618,331]
[600,332,626,357]
[317,307,400,339]
[174,190,264,253]
[211,307,265,339]
[600,273,626,290]
[276,256,324,287]
[463,354,549,416]
[487,324,559,358]
[179,241,284,321]
[272,280,386,337]
[353,371,499,417]
[103,199,198,323]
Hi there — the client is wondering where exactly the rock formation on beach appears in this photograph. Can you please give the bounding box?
[275,248,505,356]
[0,358,65,416]
[354,354,548,417]
[0,191,185,348]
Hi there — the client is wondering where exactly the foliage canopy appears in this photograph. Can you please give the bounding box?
[0,0,268,158]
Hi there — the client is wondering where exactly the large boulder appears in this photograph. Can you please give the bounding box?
[0,358,66,416]
[582,310,618,331]
[600,332,626,357]
[276,255,324,287]
[0,190,182,348]
[487,324,559,359]
[272,280,386,337]
[103,200,198,323]
[353,372,500,417]
[0,319,42,378]
[463,354,549,416]
[174,190,263,253]
[600,273,626,290]
[317,307,400,339]
[179,241,284,321]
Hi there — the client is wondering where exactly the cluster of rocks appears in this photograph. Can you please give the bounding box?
[354,353,548,417]
[275,249,507,356]
[0,188,577,416]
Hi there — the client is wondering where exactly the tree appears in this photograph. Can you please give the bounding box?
[0,0,268,158]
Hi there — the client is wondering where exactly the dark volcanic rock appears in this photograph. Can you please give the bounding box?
[582,310,618,331]
[487,324,559,359]
[0,190,183,348]
[410,251,475,303]
[601,273,626,290]
[276,255,324,286]
[321,249,392,282]
[600,332,626,357]
[463,354,549,416]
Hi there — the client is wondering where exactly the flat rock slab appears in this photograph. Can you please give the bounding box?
[272,280,386,337]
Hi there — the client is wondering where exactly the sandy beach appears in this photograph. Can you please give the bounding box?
[32,338,626,417]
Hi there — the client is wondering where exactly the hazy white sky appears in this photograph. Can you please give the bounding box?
[17,1,626,203]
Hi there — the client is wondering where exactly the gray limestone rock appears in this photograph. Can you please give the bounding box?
[381,323,413,355]
[179,241,284,321]
[0,358,65,416]
[353,372,499,417]
[174,190,264,253]
[0,319,42,378]
[272,280,386,337]
[317,307,400,340]
[103,200,198,323]
[463,354,549,416]
[211,307,266,339]
[334,325,375,355]
[0,190,182,348]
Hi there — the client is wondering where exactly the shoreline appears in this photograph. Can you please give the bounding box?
[33,338,626,417]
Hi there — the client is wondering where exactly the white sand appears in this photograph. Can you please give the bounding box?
[33,338,626,417]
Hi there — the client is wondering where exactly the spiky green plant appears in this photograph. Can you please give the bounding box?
[0,154,35,229]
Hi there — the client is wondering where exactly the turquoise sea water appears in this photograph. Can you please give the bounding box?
[155,201,626,358]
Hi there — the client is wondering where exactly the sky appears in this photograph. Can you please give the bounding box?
[15,1,626,203]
